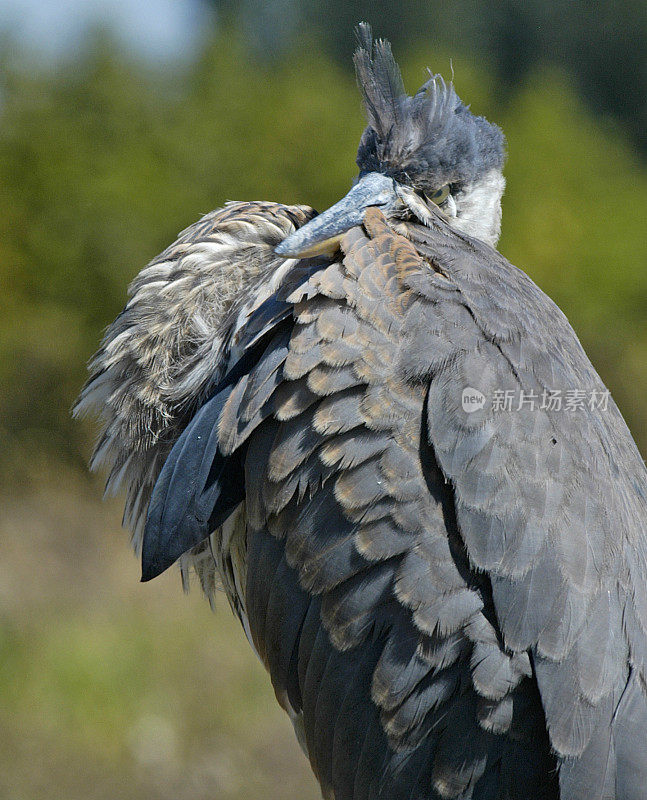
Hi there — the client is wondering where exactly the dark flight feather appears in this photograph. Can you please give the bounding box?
[141,384,240,581]
[141,321,292,581]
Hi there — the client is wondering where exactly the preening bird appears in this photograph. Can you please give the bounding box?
[76,23,647,800]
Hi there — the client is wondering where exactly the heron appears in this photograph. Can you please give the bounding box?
[75,23,647,800]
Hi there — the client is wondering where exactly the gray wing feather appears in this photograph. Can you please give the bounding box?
[408,208,647,795]
[211,209,560,799]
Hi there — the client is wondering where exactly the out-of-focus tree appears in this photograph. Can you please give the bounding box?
[208,0,647,153]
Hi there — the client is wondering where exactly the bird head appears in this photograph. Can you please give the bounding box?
[276,23,506,258]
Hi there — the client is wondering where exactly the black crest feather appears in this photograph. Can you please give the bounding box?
[354,22,505,191]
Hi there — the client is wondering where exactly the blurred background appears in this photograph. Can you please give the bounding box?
[1,1,646,798]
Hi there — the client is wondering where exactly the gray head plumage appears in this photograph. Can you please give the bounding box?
[354,23,505,193]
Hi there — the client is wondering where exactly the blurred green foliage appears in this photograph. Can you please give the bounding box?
[216,0,647,153]
[0,28,645,476]
[0,480,320,800]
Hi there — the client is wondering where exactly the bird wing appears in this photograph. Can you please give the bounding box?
[409,208,647,799]
[143,206,647,800]
[74,200,317,560]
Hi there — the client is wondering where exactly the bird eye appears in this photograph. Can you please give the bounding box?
[428,185,450,205]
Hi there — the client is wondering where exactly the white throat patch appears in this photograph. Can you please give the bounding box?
[448,168,505,247]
